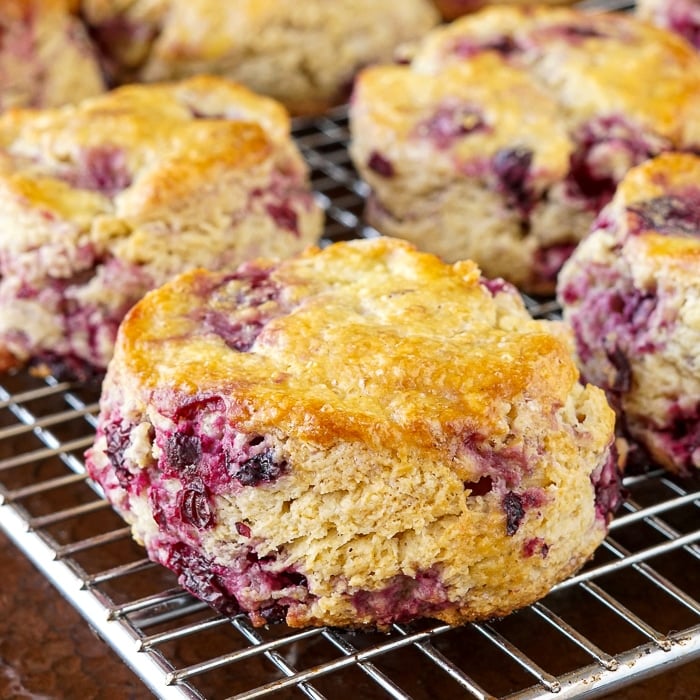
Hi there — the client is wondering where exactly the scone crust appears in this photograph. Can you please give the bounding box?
[86,237,619,629]
[350,5,700,293]
[0,0,105,111]
[0,75,323,375]
[558,152,700,475]
[80,0,440,114]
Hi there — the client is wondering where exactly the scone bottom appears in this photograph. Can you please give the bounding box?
[86,237,622,630]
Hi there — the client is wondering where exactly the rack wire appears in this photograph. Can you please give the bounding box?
[0,108,699,700]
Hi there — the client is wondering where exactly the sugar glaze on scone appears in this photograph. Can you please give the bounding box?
[558,153,700,476]
[350,6,700,294]
[80,0,440,115]
[85,237,621,629]
[0,0,105,111]
[0,75,323,379]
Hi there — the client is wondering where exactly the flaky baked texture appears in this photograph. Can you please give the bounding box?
[558,152,700,477]
[0,75,323,379]
[349,5,700,294]
[79,0,440,115]
[85,236,621,629]
[0,0,105,110]
[637,0,700,49]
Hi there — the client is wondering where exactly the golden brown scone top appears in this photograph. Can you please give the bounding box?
[408,5,700,144]
[0,73,291,162]
[353,54,572,185]
[80,0,441,114]
[0,75,304,260]
[600,152,700,275]
[117,237,587,453]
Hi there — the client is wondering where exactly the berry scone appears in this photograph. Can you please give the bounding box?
[85,237,621,629]
[558,153,700,477]
[79,0,440,115]
[0,75,323,380]
[349,6,700,294]
[637,0,700,50]
[0,0,105,110]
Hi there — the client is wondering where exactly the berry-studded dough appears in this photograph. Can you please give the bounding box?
[349,6,700,294]
[0,0,105,110]
[637,0,700,50]
[558,153,700,477]
[0,75,323,379]
[79,0,440,115]
[85,237,621,629]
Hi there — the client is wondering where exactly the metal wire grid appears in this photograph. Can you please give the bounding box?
[0,110,698,700]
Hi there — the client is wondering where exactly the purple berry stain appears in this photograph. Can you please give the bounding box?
[236,521,252,537]
[502,491,525,536]
[104,421,134,487]
[233,449,288,486]
[627,193,700,236]
[493,147,535,215]
[266,202,299,234]
[166,432,202,471]
[415,103,487,149]
[179,477,215,529]
[367,151,395,178]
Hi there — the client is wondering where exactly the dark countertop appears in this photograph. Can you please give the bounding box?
[1,528,698,700]
[0,530,148,700]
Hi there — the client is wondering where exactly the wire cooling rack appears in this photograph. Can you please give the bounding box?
[0,108,699,700]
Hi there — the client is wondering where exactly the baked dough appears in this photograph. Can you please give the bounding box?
[0,75,323,378]
[558,152,700,476]
[0,0,105,110]
[349,6,700,294]
[85,236,620,629]
[79,0,440,115]
[637,0,700,50]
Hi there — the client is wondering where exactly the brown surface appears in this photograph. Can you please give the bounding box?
[0,528,697,699]
[0,530,150,700]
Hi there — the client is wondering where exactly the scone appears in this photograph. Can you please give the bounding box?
[349,6,700,294]
[558,153,700,477]
[79,0,440,115]
[637,0,700,50]
[0,0,105,110]
[0,75,323,379]
[433,0,575,22]
[85,237,621,629]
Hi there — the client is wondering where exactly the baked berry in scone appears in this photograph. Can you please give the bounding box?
[558,153,700,477]
[85,236,621,630]
[637,0,700,50]
[349,6,700,294]
[79,0,440,115]
[0,75,323,380]
[0,0,105,110]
